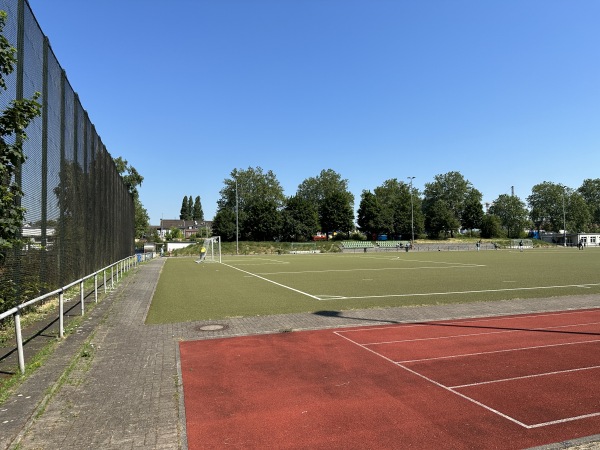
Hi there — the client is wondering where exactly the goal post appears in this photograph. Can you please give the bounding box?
[511,239,532,249]
[196,236,222,263]
[290,242,318,254]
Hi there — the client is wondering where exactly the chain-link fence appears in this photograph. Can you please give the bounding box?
[1,0,135,314]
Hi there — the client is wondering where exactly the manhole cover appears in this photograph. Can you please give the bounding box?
[196,324,227,332]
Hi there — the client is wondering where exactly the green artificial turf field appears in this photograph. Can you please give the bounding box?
[145,248,600,324]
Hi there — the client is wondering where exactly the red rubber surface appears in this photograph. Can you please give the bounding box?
[181,309,600,449]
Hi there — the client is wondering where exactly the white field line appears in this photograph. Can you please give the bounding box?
[334,330,531,428]
[398,338,600,364]
[451,364,600,389]
[336,330,600,429]
[257,264,484,276]
[316,282,600,301]
[334,311,600,429]
[528,411,600,428]
[362,320,600,347]
[221,262,320,300]
[224,258,289,266]
[335,308,600,335]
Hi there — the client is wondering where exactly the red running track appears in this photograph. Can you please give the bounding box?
[180,308,600,449]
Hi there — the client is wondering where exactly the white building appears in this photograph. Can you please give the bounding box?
[540,232,600,247]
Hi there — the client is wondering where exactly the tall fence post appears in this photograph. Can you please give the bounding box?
[15,310,25,375]
[94,273,98,303]
[59,289,64,338]
[80,280,85,316]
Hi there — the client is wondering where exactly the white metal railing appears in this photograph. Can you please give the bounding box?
[0,252,155,374]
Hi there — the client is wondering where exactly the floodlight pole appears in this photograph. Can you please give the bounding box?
[562,187,566,247]
[235,177,239,255]
[408,176,415,245]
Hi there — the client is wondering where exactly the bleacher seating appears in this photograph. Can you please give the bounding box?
[376,240,409,248]
[340,241,375,249]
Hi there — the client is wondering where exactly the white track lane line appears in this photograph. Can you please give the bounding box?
[334,330,531,428]
[334,309,600,337]
[397,338,600,364]
[336,319,600,429]
[362,320,600,346]
[451,364,600,389]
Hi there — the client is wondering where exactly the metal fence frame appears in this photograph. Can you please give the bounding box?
[1,0,136,327]
[0,253,155,374]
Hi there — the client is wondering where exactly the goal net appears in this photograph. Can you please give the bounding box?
[290,242,319,254]
[196,236,222,263]
[511,239,532,249]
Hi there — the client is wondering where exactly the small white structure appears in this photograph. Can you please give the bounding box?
[540,232,600,247]
[165,241,196,252]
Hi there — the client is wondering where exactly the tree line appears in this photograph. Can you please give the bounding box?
[179,195,204,221]
[209,167,600,242]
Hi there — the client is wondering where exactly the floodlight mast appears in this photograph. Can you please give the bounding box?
[562,186,566,247]
[408,176,415,245]
[235,177,239,255]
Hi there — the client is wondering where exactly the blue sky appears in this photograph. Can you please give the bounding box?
[27,0,600,225]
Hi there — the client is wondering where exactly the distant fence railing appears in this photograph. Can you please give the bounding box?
[0,253,154,374]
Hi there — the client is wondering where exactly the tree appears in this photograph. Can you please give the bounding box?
[566,192,590,233]
[319,190,354,235]
[296,169,354,232]
[424,199,460,238]
[357,190,383,239]
[461,189,484,235]
[113,156,148,239]
[373,179,405,237]
[422,171,476,238]
[488,194,529,238]
[211,207,236,241]
[281,195,319,241]
[0,10,42,253]
[578,179,600,231]
[245,197,282,241]
[164,227,182,241]
[187,196,193,220]
[114,157,143,197]
[375,179,424,239]
[214,167,285,241]
[527,182,568,233]
[179,195,189,220]
[479,214,503,239]
[193,196,203,221]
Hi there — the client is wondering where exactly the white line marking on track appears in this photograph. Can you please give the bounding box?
[335,312,600,429]
[335,308,600,334]
[451,364,600,389]
[362,320,600,346]
[334,330,531,428]
[398,338,600,363]
[527,411,600,428]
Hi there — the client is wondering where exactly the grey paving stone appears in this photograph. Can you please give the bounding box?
[0,257,599,449]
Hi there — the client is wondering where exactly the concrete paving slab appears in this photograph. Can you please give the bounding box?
[1,257,599,449]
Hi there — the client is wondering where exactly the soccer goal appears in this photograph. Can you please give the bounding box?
[196,236,222,263]
[290,242,319,254]
[511,239,532,250]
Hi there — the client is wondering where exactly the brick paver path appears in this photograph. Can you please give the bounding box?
[1,258,599,449]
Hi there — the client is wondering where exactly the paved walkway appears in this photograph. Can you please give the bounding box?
[0,258,599,449]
